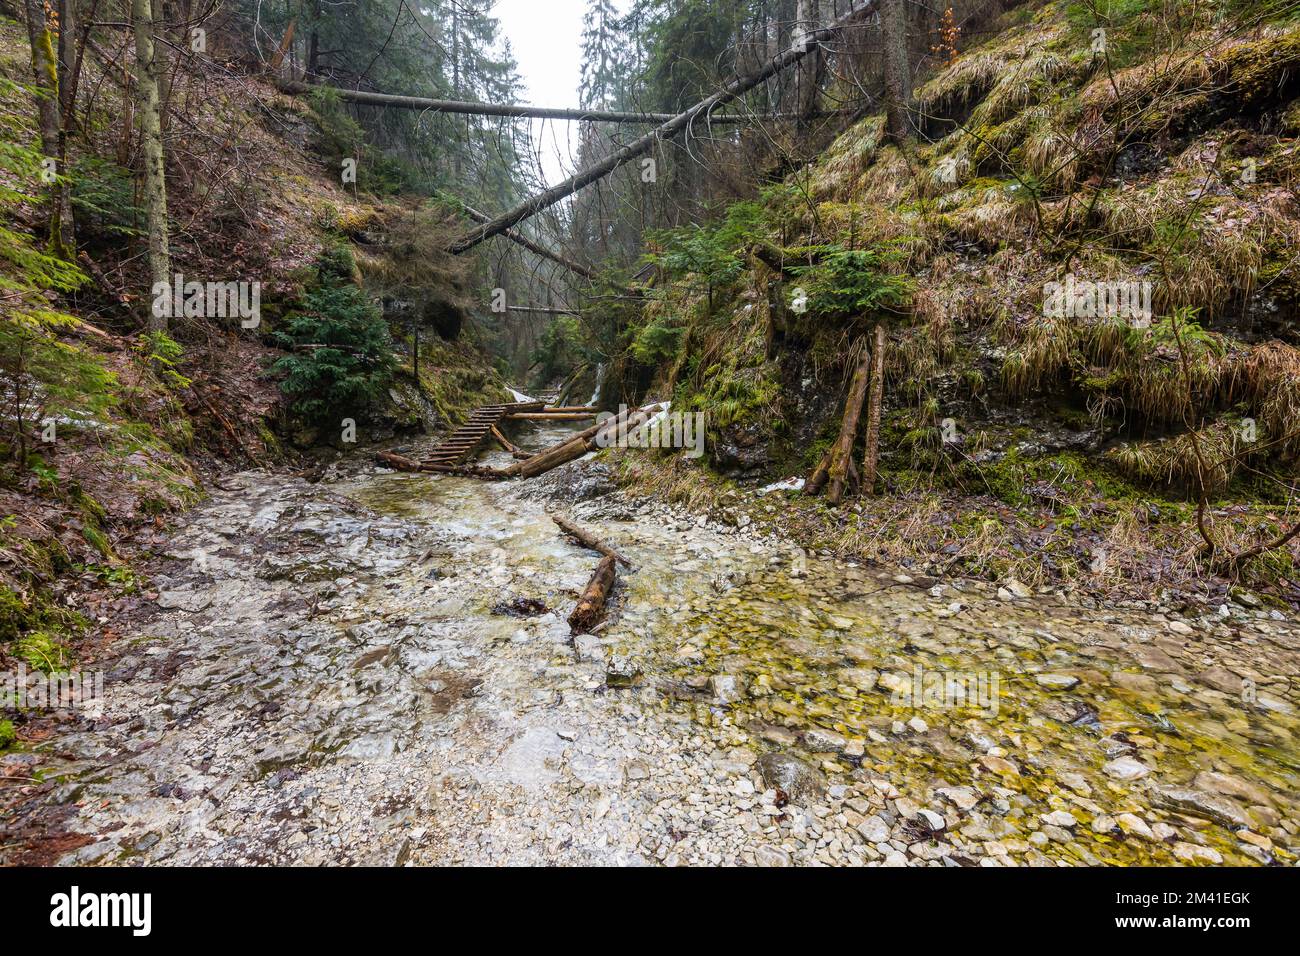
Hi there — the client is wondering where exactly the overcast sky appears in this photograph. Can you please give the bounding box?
[491,0,622,186]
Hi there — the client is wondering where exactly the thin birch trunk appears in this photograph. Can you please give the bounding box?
[132,0,171,330]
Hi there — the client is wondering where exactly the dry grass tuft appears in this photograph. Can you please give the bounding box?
[1226,341,1300,462]
[1107,422,1238,495]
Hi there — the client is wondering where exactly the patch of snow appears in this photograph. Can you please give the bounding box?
[757,477,805,495]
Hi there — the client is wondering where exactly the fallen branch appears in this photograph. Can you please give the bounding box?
[375,450,433,471]
[490,424,532,460]
[456,199,602,282]
[1217,519,1300,572]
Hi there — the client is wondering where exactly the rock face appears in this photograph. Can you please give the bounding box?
[711,422,771,475]
[756,751,827,806]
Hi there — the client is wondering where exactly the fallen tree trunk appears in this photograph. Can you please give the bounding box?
[376,450,431,471]
[504,403,662,479]
[553,514,632,633]
[569,554,617,634]
[456,199,601,281]
[503,411,596,421]
[553,514,632,568]
[447,1,879,254]
[826,339,873,505]
[279,81,761,124]
[375,451,511,479]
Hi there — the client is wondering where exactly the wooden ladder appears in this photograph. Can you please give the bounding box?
[422,401,544,466]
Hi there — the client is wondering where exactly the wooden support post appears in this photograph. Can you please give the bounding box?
[861,322,887,494]
[826,339,873,505]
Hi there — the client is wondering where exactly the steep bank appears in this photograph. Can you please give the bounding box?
[0,14,506,711]
[610,1,1300,605]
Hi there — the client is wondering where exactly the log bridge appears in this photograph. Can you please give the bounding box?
[375,400,606,475]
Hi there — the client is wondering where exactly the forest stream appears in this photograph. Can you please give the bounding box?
[8,420,1298,867]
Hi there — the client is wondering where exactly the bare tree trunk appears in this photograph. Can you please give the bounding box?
[306,0,322,77]
[880,0,911,142]
[861,322,887,493]
[132,0,170,331]
[54,0,78,252]
[457,198,602,281]
[827,339,873,505]
[794,0,823,124]
[22,0,71,257]
[281,82,764,124]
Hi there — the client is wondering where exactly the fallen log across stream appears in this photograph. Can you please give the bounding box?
[553,514,633,568]
[551,514,631,633]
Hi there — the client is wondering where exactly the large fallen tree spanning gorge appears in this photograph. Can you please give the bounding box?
[446,0,879,254]
[280,81,766,125]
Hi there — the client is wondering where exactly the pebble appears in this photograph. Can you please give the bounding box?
[1041,810,1076,828]
[1035,674,1080,690]
[1172,842,1223,865]
[1116,814,1155,840]
[1102,756,1151,781]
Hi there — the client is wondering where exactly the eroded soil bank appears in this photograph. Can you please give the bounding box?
[2,425,1297,866]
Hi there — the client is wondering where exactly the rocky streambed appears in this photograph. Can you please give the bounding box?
[3,425,1298,867]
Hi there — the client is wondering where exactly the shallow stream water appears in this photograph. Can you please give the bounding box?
[4,420,1297,866]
